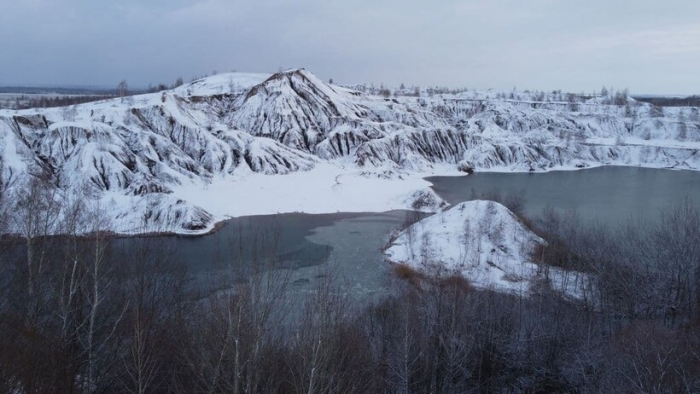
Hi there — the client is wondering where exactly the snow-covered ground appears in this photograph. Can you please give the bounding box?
[104,162,455,234]
[0,68,698,234]
[173,72,269,96]
[171,162,452,219]
[384,201,589,297]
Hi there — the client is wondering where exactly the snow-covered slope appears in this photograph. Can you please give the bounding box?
[0,68,698,234]
[384,201,586,296]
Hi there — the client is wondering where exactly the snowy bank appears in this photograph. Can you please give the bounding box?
[130,164,453,234]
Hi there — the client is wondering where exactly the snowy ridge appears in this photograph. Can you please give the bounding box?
[0,68,698,233]
[384,201,587,296]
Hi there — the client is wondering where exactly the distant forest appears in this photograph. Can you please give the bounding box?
[633,95,700,107]
[2,79,698,111]
[0,76,186,110]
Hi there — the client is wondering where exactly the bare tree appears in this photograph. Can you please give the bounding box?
[689,108,700,123]
[117,80,129,100]
[290,268,354,394]
[109,233,181,393]
[678,110,688,140]
[11,176,61,314]
[177,221,292,393]
[650,104,664,118]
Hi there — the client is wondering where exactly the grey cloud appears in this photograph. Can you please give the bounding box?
[0,0,698,94]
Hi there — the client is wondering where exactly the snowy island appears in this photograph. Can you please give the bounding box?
[384,200,588,297]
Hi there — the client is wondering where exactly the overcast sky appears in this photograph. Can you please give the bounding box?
[1,0,699,94]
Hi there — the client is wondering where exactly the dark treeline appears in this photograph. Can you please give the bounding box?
[10,94,118,110]
[0,87,111,95]
[1,179,700,393]
[634,95,700,108]
[2,76,187,110]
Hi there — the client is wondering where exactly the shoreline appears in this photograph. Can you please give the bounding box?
[115,162,700,239]
[2,163,698,243]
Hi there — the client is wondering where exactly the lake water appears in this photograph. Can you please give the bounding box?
[112,210,424,301]
[427,166,700,225]
[115,166,700,301]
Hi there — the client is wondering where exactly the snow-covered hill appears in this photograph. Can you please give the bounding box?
[384,201,587,296]
[0,68,698,233]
